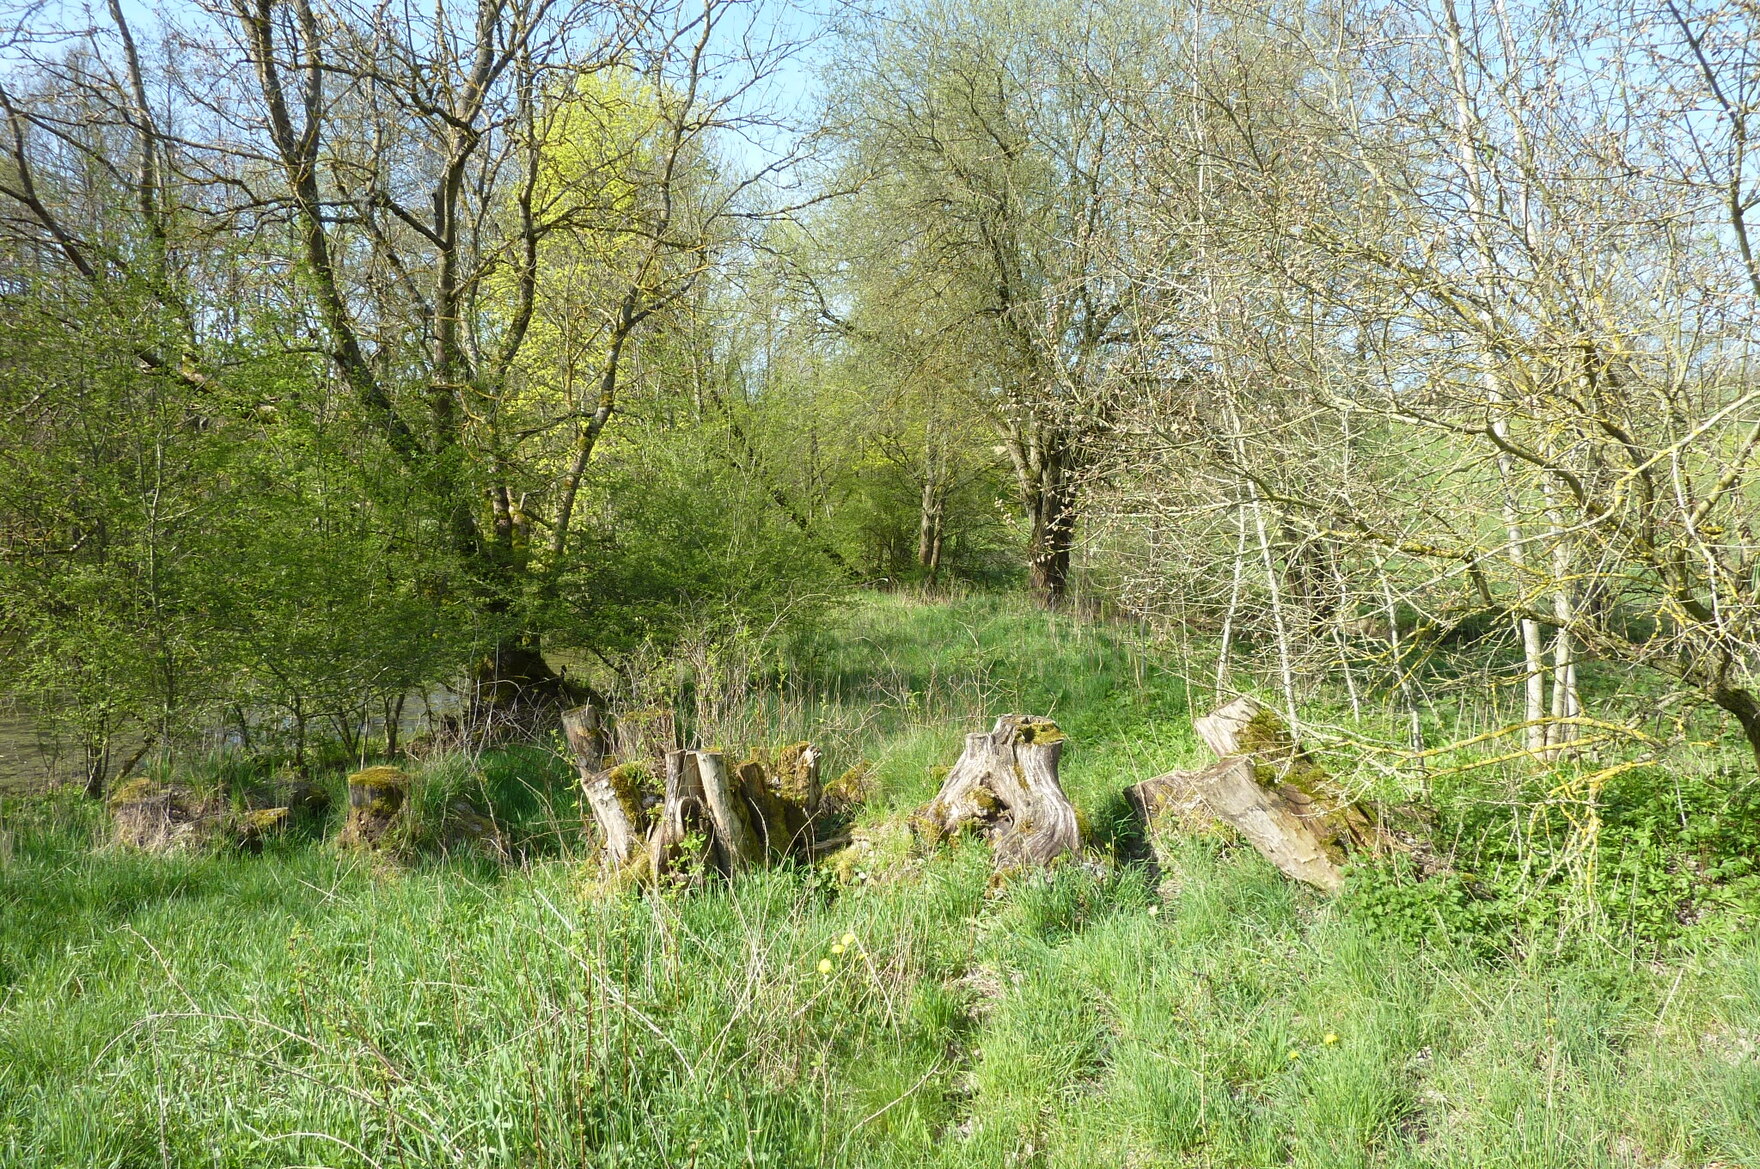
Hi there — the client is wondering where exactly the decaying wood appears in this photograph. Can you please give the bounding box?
[1191,758,1346,893]
[1135,696,1390,893]
[567,704,841,882]
[1126,769,1222,836]
[338,766,411,850]
[917,715,1083,870]
[1196,696,1377,856]
[696,750,764,871]
[109,778,295,854]
[650,749,711,882]
[564,705,648,868]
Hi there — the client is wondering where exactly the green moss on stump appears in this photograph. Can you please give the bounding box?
[1014,719,1066,745]
[339,766,413,851]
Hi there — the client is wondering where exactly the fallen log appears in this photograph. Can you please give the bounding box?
[917,715,1083,870]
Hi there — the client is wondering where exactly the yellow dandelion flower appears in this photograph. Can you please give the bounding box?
[1287,1049,1301,1061]
[1323,1032,1338,1045]
[830,943,846,955]
[841,932,857,947]
[817,958,833,974]
[1147,905,1160,917]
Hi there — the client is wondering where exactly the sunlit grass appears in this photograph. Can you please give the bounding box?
[1,593,1756,1167]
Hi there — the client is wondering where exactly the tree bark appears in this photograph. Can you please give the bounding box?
[564,705,646,869]
[695,750,765,871]
[1711,686,1760,771]
[1174,696,1387,892]
[917,715,1083,869]
[650,749,712,882]
[1025,477,1076,607]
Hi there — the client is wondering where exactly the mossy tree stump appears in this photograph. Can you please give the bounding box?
[109,779,229,852]
[917,715,1083,870]
[1131,697,1386,893]
[338,766,411,850]
[564,704,832,883]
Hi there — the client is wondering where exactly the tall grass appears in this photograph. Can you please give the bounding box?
[1,593,1756,1167]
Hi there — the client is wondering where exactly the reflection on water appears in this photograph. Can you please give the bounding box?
[0,651,592,795]
[0,688,474,795]
[0,707,60,793]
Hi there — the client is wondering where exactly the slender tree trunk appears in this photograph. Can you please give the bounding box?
[1026,469,1076,607]
[1442,0,1548,756]
[1544,478,1581,755]
[917,479,946,584]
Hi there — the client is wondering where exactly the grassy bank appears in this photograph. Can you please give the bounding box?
[3,594,1759,1167]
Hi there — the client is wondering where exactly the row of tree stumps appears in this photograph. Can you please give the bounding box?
[566,695,1396,893]
[100,693,1387,886]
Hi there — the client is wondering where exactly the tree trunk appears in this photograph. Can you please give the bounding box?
[918,478,946,584]
[1026,486,1076,607]
[917,715,1083,870]
[470,636,572,735]
[1711,686,1760,771]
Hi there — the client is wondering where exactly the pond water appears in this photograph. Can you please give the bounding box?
[0,707,58,793]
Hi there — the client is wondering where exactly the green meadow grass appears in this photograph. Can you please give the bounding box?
[2,594,1758,1167]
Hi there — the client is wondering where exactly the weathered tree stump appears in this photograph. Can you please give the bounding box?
[917,715,1083,870]
[1196,697,1377,854]
[110,778,298,854]
[564,705,839,884]
[109,779,230,852]
[564,705,647,868]
[650,749,712,882]
[337,765,411,850]
[697,750,764,871]
[1132,696,1385,893]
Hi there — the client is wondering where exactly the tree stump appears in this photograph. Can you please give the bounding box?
[109,779,230,852]
[566,705,839,884]
[650,749,712,882]
[917,715,1083,870]
[337,765,411,850]
[1195,697,1377,855]
[697,751,765,871]
[564,705,647,868]
[1132,696,1384,893]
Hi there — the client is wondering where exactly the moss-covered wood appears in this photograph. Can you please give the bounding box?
[569,704,841,884]
[1166,696,1396,892]
[338,766,412,850]
[916,714,1083,871]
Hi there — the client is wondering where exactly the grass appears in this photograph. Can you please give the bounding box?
[2,592,1758,1167]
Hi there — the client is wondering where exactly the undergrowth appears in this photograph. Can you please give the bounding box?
[1,593,1757,1167]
